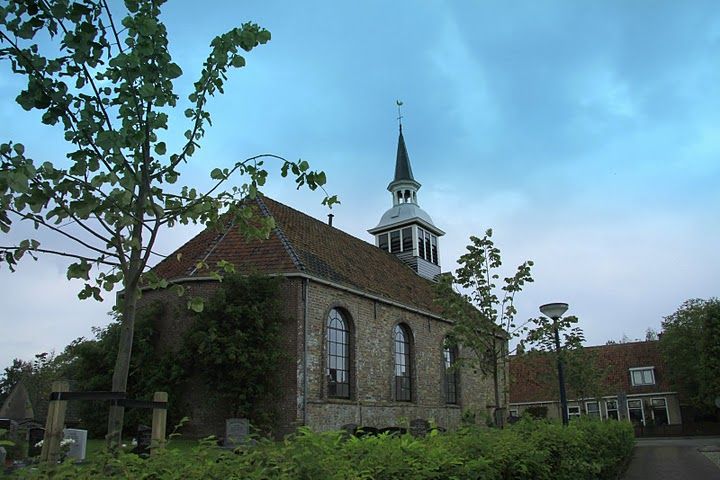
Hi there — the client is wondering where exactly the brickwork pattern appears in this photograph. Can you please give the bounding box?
[303,281,493,431]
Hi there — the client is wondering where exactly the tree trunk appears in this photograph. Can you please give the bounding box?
[492,337,504,428]
[106,285,139,450]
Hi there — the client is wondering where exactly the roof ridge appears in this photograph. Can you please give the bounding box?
[187,225,230,277]
[256,195,306,272]
[261,195,436,286]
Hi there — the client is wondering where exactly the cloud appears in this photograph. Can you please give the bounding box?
[0,260,115,369]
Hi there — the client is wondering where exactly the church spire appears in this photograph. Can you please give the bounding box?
[368,106,444,281]
[394,127,415,183]
[393,100,415,183]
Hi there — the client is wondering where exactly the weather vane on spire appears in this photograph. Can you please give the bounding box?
[396,100,404,132]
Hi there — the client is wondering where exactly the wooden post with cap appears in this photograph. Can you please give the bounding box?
[150,391,168,454]
[40,380,69,464]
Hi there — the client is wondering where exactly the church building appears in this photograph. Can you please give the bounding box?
[144,125,500,437]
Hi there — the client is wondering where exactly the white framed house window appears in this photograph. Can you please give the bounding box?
[567,405,581,419]
[585,401,601,419]
[651,398,669,426]
[627,399,645,426]
[605,399,619,420]
[630,367,655,386]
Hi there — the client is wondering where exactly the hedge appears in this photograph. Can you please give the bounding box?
[16,417,634,479]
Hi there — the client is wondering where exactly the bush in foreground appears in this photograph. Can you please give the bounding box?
[16,418,634,479]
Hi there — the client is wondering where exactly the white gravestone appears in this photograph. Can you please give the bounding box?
[62,428,88,461]
[224,418,249,448]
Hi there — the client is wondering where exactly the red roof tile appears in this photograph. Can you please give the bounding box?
[510,341,671,403]
[151,195,442,315]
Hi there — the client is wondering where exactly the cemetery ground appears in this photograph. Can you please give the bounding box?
[2,417,635,479]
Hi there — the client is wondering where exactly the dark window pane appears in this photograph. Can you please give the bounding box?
[606,400,619,420]
[394,324,412,402]
[390,231,401,253]
[378,233,388,251]
[418,229,425,258]
[327,309,350,398]
[443,342,458,404]
[402,227,412,252]
[652,398,668,426]
[628,400,644,426]
[425,235,431,261]
[431,235,438,265]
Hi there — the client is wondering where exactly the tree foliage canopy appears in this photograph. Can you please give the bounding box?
[0,0,334,444]
[660,297,720,412]
[434,229,533,423]
[0,0,334,298]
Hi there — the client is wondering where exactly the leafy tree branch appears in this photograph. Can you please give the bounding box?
[0,0,337,449]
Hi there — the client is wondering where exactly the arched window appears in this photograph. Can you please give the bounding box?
[394,324,412,401]
[443,341,459,404]
[326,309,350,398]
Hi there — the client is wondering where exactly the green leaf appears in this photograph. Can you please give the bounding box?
[154,142,167,155]
[67,261,91,280]
[188,297,204,313]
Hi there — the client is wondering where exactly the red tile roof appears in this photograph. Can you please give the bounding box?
[151,195,442,315]
[510,341,671,403]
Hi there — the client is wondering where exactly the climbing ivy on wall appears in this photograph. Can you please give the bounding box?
[182,273,285,431]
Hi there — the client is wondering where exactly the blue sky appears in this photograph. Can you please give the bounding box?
[1,0,719,369]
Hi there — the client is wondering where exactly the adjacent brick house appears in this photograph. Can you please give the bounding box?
[138,126,500,437]
[509,340,682,432]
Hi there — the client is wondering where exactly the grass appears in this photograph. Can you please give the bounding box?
[85,438,200,458]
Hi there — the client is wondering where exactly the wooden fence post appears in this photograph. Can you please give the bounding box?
[40,380,69,464]
[150,391,168,454]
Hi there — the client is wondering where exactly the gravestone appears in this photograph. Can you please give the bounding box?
[340,423,358,439]
[0,383,34,421]
[27,427,45,457]
[132,425,152,456]
[409,418,430,438]
[0,418,19,452]
[223,418,249,448]
[62,428,88,461]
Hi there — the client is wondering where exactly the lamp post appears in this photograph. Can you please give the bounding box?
[540,302,570,426]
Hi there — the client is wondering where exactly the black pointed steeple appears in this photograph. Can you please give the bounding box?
[394,126,415,183]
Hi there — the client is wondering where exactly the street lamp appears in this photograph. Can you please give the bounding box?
[540,302,570,426]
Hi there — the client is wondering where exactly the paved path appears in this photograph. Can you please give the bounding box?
[623,437,720,480]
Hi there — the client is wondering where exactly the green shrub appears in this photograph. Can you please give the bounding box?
[15,419,634,479]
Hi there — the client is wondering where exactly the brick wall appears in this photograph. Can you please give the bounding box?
[140,275,502,437]
[302,280,496,431]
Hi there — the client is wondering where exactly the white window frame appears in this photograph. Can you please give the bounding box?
[650,397,670,425]
[605,399,619,420]
[627,398,646,425]
[585,401,601,419]
[567,405,581,419]
[509,408,519,417]
[629,367,656,386]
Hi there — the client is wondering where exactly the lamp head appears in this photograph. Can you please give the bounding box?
[539,302,569,320]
